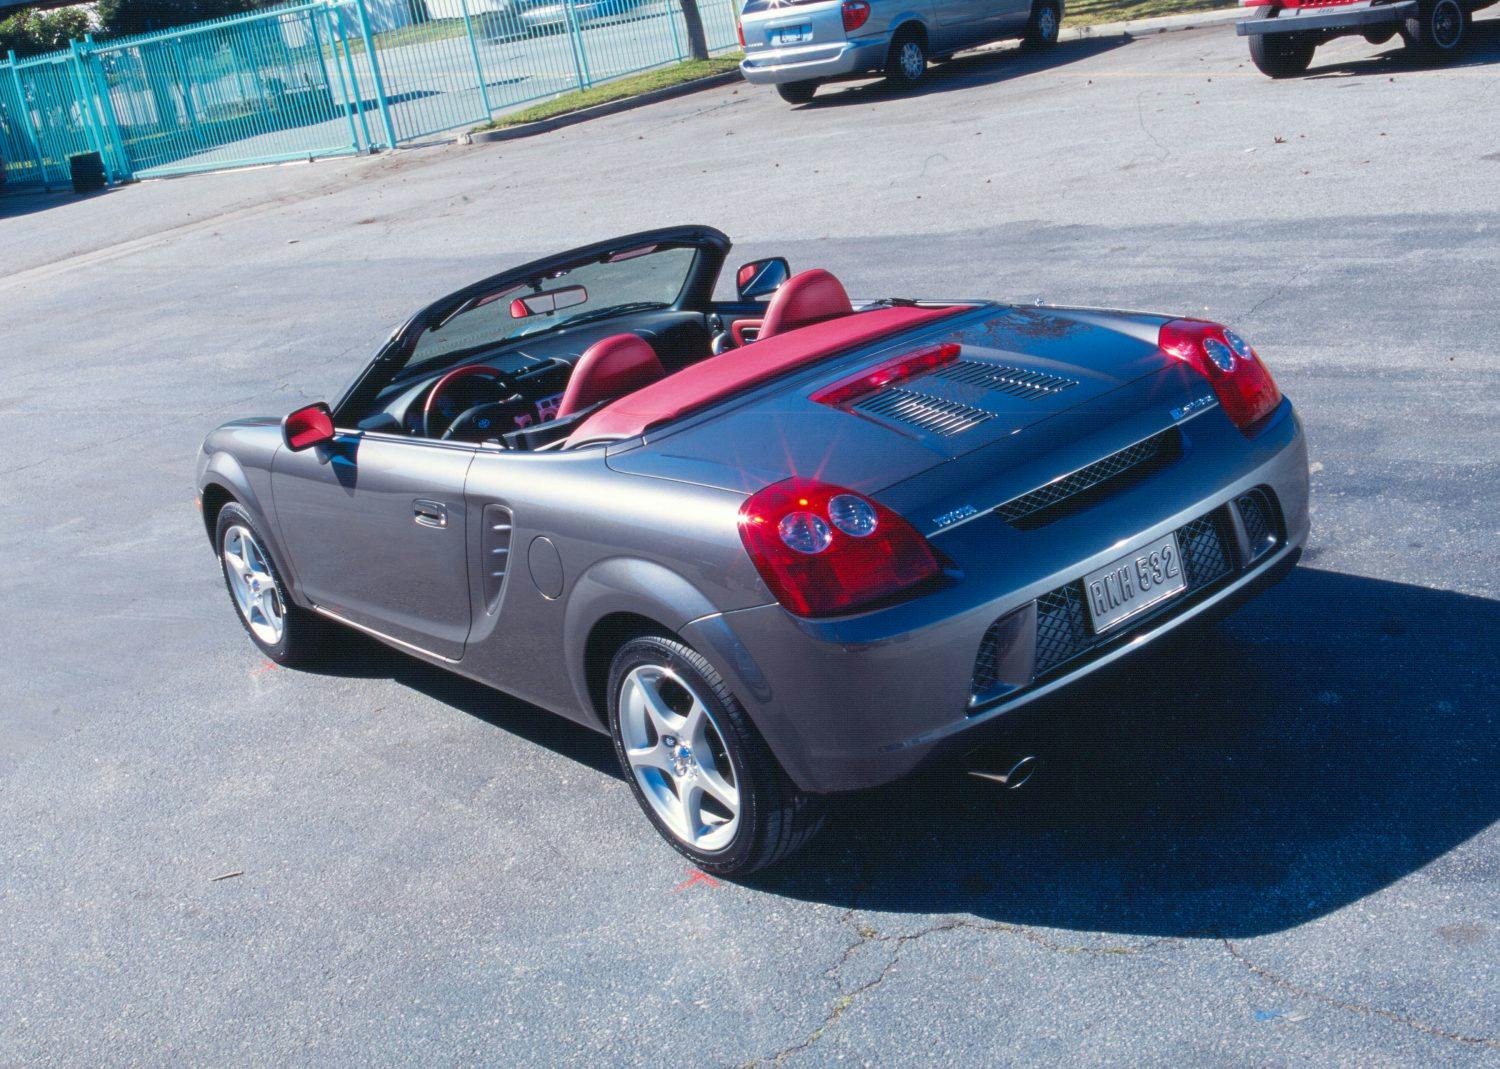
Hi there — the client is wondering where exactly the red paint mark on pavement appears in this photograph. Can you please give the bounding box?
[674,869,721,892]
[251,660,278,675]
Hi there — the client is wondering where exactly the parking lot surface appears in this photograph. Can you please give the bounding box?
[2,18,1497,1067]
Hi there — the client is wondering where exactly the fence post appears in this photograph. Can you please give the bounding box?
[6,50,50,190]
[82,35,133,182]
[67,41,114,183]
[331,4,374,149]
[457,0,492,117]
[562,0,591,90]
[313,5,362,154]
[352,0,399,148]
[667,0,684,62]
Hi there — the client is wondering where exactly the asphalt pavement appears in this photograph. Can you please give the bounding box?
[1,17,1497,1067]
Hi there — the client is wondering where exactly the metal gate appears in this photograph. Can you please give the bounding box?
[0,0,738,189]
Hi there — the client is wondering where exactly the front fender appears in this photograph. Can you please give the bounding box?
[196,421,302,601]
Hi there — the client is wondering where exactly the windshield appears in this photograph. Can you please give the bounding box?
[407,244,697,370]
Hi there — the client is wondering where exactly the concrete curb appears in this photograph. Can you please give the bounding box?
[471,69,744,143]
[1061,6,1242,41]
[470,7,1243,144]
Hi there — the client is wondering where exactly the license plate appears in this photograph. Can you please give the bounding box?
[769,24,811,45]
[1082,532,1187,634]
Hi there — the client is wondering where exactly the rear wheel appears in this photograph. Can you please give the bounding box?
[1022,0,1062,50]
[607,635,824,876]
[884,28,928,88]
[776,80,818,105]
[215,502,328,666]
[1248,32,1317,77]
[1402,0,1467,63]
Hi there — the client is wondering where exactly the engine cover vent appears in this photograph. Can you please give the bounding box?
[853,389,995,437]
[481,504,513,612]
[931,360,1079,400]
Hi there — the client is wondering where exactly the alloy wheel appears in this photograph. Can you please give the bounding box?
[617,664,741,852]
[900,40,925,81]
[1431,0,1462,48]
[1037,6,1057,41]
[222,524,285,646]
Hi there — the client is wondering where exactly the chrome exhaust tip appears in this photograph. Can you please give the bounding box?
[967,753,1038,790]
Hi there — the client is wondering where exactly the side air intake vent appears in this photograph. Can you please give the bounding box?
[931,360,1079,399]
[482,504,513,612]
[853,389,994,437]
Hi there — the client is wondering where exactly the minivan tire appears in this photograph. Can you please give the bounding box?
[776,81,818,104]
[884,28,928,88]
[1023,0,1062,49]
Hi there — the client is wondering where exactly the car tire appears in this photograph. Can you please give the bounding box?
[776,81,818,105]
[1402,0,1467,63]
[215,501,328,667]
[607,634,825,876]
[884,28,928,88]
[1248,32,1317,77]
[1022,0,1062,50]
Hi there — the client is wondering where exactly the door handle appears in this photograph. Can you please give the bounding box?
[413,499,448,528]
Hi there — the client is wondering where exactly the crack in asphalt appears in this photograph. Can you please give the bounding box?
[1219,936,1500,1051]
[1242,263,1308,323]
[742,899,1164,1068]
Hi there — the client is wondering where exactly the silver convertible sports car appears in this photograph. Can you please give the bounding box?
[197,226,1309,874]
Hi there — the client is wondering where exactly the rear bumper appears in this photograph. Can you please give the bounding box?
[684,403,1311,793]
[1237,1,1416,35]
[739,36,890,84]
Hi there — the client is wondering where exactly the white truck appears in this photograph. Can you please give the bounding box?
[1237,0,1492,76]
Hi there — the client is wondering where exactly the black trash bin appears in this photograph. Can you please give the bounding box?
[69,151,106,194]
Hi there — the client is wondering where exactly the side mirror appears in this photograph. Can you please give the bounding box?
[283,402,335,451]
[735,257,790,301]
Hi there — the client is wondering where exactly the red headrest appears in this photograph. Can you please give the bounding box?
[557,334,665,418]
[760,269,853,340]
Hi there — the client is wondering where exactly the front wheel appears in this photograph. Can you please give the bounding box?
[1402,0,1467,64]
[776,80,818,105]
[607,635,825,876]
[884,30,928,88]
[215,502,328,666]
[1248,32,1316,77]
[1022,0,1062,50]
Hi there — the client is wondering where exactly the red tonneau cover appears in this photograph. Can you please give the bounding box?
[568,305,963,443]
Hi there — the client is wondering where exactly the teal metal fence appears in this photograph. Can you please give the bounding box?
[0,0,737,189]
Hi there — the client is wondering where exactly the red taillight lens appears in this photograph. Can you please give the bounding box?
[738,478,941,617]
[736,18,745,46]
[1159,319,1282,433]
[811,342,960,408]
[841,0,871,31]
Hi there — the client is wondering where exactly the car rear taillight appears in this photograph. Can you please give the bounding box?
[738,478,941,617]
[842,0,871,31]
[811,342,960,408]
[1159,319,1282,433]
[736,18,745,46]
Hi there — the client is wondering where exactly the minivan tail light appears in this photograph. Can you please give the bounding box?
[812,342,960,408]
[842,0,871,31]
[736,18,745,46]
[1158,319,1282,433]
[738,478,941,617]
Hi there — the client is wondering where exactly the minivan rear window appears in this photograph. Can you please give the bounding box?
[741,0,826,13]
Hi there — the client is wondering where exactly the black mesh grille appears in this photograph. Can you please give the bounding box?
[853,389,994,437]
[994,429,1178,525]
[930,360,1079,399]
[970,505,1244,702]
[1236,489,1278,562]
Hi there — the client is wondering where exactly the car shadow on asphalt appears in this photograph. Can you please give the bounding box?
[1302,15,1500,78]
[746,565,1500,938]
[791,36,1128,109]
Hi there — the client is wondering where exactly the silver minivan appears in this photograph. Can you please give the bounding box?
[738,0,1062,103]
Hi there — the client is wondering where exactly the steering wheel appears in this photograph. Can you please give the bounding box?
[422,364,513,439]
[441,398,535,443]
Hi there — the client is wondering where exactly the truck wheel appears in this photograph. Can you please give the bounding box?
[1402,0,1467,63]
[1248,33,1316,77]
[884,27,928,88]
[776,81,817,105]
[1022,0,1062,50]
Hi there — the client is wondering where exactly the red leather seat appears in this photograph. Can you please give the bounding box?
[733,269,854,346]
[556,334,666,418]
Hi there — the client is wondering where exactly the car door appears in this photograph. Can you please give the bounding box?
[270,430,477,661]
